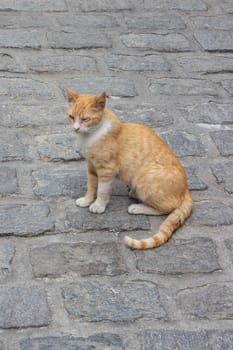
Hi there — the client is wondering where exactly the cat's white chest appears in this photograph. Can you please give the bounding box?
[76,119,112,158]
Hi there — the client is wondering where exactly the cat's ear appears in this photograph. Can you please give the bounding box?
[96,92,106,110]
[66,88,79,103]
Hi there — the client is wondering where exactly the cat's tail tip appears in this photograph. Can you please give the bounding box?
[124,235,155,250]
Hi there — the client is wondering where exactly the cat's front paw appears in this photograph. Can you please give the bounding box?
[89,201,106,214]
[75,197,92,208]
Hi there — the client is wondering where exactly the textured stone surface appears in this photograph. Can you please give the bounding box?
[143,0,207,11]
[121,34,191,52]
[0,131,26,161]
[222,79,233,96]
[0,244,15,280]
[62,280,167,321]
[47,32,112,49]
[211,162,233,194]
[185,166,208,191]
[194,30,233,51]
[79,0,134,12]
[30,242,126,277]
[0,0,67,11]
[178,283,233,320]
[225,239,233,266]
[66,197,150,232]
[56,14,119,28]
[210,130,233,156]
[125,15,186,32]
[20,334,123,350]
[0,30,42,48]
[176,55,233,74]
[189,201,233,226]
[136,238,219,274]
[0,204,54,236]
[192,15,233,30]
[0,287,50,328]
[0,167,18,194]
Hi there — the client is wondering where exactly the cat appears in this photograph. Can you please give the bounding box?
[66,88,193,249]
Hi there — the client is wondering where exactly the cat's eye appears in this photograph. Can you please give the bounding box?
[69,115,74,120]
[81,117,90,123]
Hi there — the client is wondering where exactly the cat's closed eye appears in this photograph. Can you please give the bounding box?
[69,115,75,120]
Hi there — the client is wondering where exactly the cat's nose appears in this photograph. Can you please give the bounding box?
[74,122,81,132]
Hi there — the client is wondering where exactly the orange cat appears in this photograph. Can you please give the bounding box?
[66,88,193,249]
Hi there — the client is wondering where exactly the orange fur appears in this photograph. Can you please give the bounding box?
[67,89,193,249]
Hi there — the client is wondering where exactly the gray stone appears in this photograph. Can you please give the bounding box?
[24,53,96,73]
[30,242,126,277]
[178,282,233,320]
[56,14,119,28]
[194,30,233,51]
[221,1,233,14]
[66,197,150,232]
[0,53,17,72]
[189,201,233,226]
[21,334,123,350]
[149,78,218,96]
[136,238,220,274]
[192,16,233,30]
[125,15,186,32]
[47,31,112,49]
[62,280,167,321]
[181,102,233,125]
[210,130,233,156]
[143,0,207,11]
[35,133,83,162]
[141,330,210,350]
[0,131,26,161]
[0,0,66,11]
[112,103,174,127]
[222,79,233,96]
[0,30,41,49]
[61,77,137,97]
[121,33,191,52]
[0,203,54,236]
[0,14,50,28]
[0,103,66,128]
[106,54,171,72]
[0,167,18,194]
[79,0,134,11]
[0,287,50,328]
[185,166,208,191]
[0,77,57,99]
[211,162,233,194]
[176,55,233,74]
[225,239,233,266]
[160,130,206,157]
[0,244,15,280]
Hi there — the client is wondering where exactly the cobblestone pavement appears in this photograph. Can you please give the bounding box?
[0,0,233,349]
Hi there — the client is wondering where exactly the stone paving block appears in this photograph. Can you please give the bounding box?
[0,244,15,280]
[0,14,50,28]
[0,341,3,350]
[189,201,233,226]
[66,197,150,232]
[221,1,233,14]
[0,0,67,11]
[56,14,119,28]
[0,77,57,99]
[0,103,66,128]
[192,16,233,30]
[35,133,82,162]
[30,242,127,277]
[61,77,137,97]
[181,102,233,125]
[176,55,233,74]
[125,15,186,32]
[47,31,112,49]
[0,166,18,194]
[143,0,207,11]
[211,161,233,194]
[0,30,41,49]
[24,53,96,73]
[121,33,191,52]
[185,166,208,191]
[21,334,123,350]
[225,238,233,266]
[194,30,233,51]
[79,0,134,12]
[0,203,54,236]
[221,79,233,96]
[111,103,174,127]
[136,238,219,274]
[177,282,233,320]
[160,130,206,157]
[62,280,167,322]
[149,78,218,96]
[0,131,26,161]
[0,53,18,72]
[106,54,171,72]
[0,287,50,328]
[210,130,233,156]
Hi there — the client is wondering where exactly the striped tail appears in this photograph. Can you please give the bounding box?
[124,191,193,250]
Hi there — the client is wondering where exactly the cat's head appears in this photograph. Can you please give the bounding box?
[66,88,106,134]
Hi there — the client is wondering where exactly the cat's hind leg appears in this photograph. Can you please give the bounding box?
[128,203,165,216]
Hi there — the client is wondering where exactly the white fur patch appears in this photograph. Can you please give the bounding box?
[76,119,113,157]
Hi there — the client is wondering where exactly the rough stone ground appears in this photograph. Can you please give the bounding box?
[0,0,233,349]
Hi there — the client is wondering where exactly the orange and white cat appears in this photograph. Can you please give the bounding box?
[67,88,193,249]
